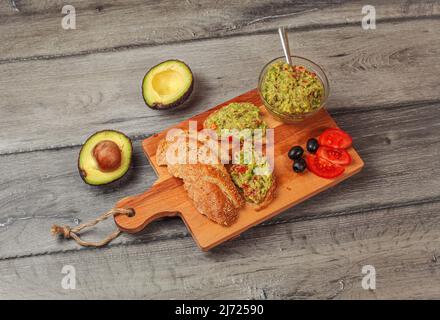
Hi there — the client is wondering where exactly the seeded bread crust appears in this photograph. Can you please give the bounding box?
[156,135,244,226]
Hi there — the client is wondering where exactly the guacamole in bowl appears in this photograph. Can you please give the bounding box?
[258,56,329,123]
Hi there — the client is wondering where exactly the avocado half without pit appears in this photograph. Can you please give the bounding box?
[142,60,194,109]
[78,130,132,186]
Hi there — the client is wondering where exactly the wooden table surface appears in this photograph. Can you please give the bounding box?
[1,0,439,299]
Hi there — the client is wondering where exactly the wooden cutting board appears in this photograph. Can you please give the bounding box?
[114,89,364,250]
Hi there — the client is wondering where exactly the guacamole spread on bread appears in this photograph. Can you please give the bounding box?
[204,102,267,138]
[261,61,324,114]
[230,151,274,204]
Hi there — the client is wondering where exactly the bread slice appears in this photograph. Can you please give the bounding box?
[228,151,276,210]
[156,134,244,226]
[180,164,244,225]
[203,102,267,139]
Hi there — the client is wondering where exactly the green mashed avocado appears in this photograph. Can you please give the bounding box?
[230,151,273,204]
[204,102,267,138]
[261,61,324,114]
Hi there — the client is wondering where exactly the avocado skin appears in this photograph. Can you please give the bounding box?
[142,59,194,110]
[77,130,133,186]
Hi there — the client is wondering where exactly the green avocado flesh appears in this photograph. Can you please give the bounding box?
[142,60,193,109]
[78,130,132,185]
[230,151,273,204]
[204,102,267,138]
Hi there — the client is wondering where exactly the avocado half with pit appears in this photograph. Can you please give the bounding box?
[142,60,194,109]
[78,130,132,186]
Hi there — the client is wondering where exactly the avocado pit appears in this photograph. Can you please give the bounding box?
[93,140,122,172]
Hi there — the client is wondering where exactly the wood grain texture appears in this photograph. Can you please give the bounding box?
[1,0,439,62]
[1,200,439,299]
[1,101,439,259]
[1,0,440,299]
[1,18,439,154]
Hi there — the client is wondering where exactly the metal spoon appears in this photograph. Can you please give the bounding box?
[278,26,292,65]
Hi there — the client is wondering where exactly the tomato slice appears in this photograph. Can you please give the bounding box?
[234,165,248,174]
[318,128,352,149]
[316,146,352,166]
[306,154,345,179]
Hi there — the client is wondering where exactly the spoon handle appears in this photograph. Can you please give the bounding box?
[278,26,292,65]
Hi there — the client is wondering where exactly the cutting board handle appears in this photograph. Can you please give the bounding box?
[114,178,188,233]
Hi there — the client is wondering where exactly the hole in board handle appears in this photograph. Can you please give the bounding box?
[126,208,135,218]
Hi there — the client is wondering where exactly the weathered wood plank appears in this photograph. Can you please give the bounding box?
[1,200,439,299]
[0,0,439,62]
[1,101,439,259]
[0,18,439,154]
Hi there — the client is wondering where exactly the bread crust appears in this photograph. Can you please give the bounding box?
[156,135,244,226]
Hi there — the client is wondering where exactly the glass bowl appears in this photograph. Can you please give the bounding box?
[258,56,330,123]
